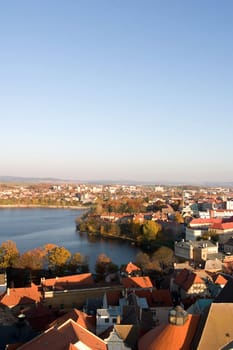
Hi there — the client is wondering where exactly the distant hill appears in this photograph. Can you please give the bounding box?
[0,176,72,184]
[0,176,232,187]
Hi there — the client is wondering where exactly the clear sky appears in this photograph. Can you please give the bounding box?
[0,0,232,183]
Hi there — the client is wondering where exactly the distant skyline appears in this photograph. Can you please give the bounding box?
[1,1,232,183]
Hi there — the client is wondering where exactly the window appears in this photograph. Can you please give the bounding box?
[105,318,109,323]
[112,318,117,323]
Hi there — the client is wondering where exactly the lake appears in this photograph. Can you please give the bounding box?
[0,208,141,271]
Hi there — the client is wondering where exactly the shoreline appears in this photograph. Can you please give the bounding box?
[0,204,89,210]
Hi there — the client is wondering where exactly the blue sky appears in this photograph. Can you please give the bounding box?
[0,1,232,183]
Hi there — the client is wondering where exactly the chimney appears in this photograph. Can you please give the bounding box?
[7,288,10,296]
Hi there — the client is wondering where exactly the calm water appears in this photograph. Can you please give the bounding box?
[0,208,140,271]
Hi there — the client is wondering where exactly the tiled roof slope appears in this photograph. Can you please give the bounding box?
[121,276,153,289]
[192,303,233,349]
[174,269,204,291]
[49,308,95,332]
[190,218,222,226]
[133,289,173,307]
[18,319,107,350]
[211,222,233,230]
[125,262,141,274]
[214,274,228,286]
[41,273,95,291]
[0,283,42,307]
[138,315,199,350]
[214,277,233,303]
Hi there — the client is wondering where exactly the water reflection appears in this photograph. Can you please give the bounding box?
[0,208,141,272]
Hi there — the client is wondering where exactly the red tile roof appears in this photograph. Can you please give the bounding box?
[214,274,228,286]
[190,218,222,226]
[0,283,42,307]
[17,328,68,350]
[68,345,77,350]
[49,308,95,332]
[174,269,204,291]
[67,321,107,350]
[151,289,173,307]
[138,315,200,350]
[125,262,141,274]
[106,290,122,306]
[132,289,172,307]
[41,273,94,291]
[211,222,233,230]
[23,302,53,331]
[121,276,153,289]
[18,319,107,350]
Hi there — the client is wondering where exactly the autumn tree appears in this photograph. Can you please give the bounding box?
[94,200,104,215]
[16,248,44,270]
[48,246,71,275]
[95,253,117,280]
[174,212,184,224]
[130,222,142,239]
[152,246,174,270]
[43,243,58,254]
[135,252,151,271]
[0,240,19,268]
[142,220,161,241]
[68,252,89,273]
[100,223,120,236]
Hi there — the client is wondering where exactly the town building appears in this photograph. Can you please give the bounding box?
[174,240,218,262]
[171,269,209,300]
[138,305,199,350]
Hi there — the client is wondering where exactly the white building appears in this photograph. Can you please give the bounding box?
[226,199,233,210]
[175,240,218,262]
[185,227,203,241]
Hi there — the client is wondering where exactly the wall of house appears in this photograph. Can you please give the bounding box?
[181,283,207,299]
[185,228,203,241]
[223,243,233,253]
[96,312,120,335]
[216,232,233,243]
[174,242,193,260]
[42,285,123,311]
